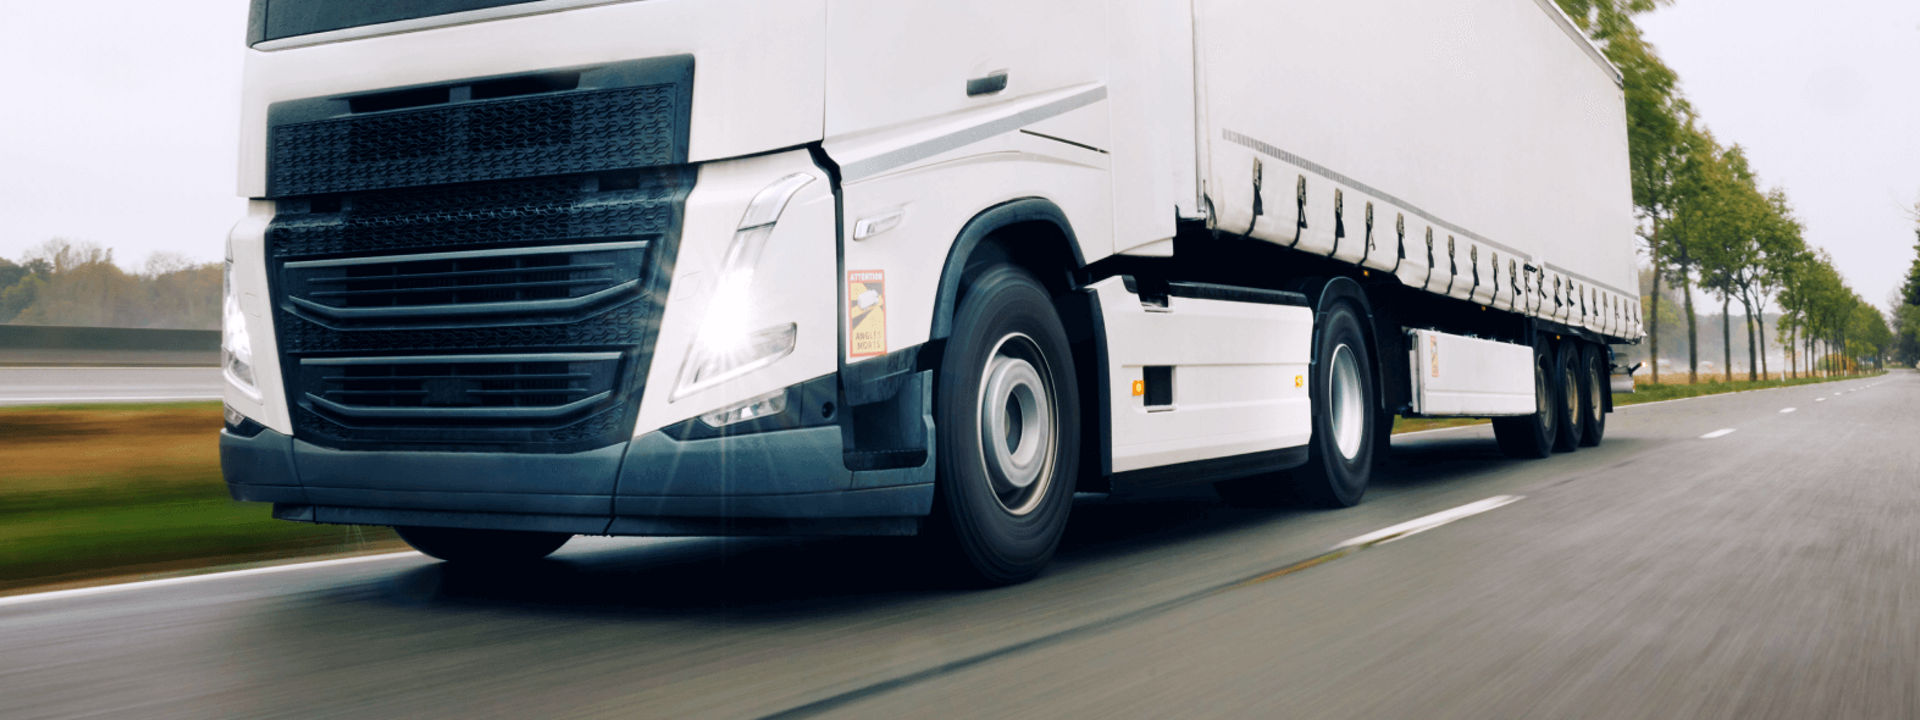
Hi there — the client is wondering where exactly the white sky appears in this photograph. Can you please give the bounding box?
[0,2,246,270]
[1640,0,1920,307]
[0,1,1913,306]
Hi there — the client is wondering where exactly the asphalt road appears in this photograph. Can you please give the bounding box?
[0,366,222,406]
[2,371,1913,719]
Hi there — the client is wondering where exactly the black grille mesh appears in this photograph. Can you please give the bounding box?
[269,86,681,197]
[269,173,680,259]
[264,60,692,453]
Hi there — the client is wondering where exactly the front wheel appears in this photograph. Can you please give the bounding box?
[928,264,1080,586]
[395,526,571,564]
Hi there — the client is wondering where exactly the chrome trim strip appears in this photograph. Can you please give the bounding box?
[840,85,1108,182]
[281,241,648,269]
[302,352,624,365]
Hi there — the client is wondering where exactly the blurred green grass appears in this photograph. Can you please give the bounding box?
[1388,370,1881,435]
[0,402,396,592]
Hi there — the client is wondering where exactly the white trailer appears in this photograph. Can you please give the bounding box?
[222,0,1642,583]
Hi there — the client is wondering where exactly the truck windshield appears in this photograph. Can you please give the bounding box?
[249,0,555,45]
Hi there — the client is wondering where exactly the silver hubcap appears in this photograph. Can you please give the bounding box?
[977,333,1057,516]
[1329,344,1365,461]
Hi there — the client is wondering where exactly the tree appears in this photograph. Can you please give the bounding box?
[0,238,221,330]
[1695,145,1768,381]
[1601,24,1688,384]
[1903,202,1920,307]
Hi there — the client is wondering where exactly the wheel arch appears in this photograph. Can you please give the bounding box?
[1296,276,1395,414]
[928,198,1088,343]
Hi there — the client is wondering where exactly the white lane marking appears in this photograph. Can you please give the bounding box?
[0,394,222,404]
[1779,407,1796,414]
[1816,397,1826,402]
[1834,392,1844,396]
[0,552,420,609]
[1336,495,1523,550]
[1700,428,1737,439]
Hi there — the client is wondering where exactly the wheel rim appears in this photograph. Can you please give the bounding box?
[977,333,1057,516]
[1329,344,1366,461]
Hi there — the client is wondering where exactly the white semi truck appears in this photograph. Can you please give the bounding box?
[221,0,1643,583]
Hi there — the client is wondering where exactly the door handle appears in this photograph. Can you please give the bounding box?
[967,71,1008,97]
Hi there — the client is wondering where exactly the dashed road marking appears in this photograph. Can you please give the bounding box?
[1700,428,1737,439]
[1780,407,1796,414]
[1816,397,1826,402]
[1333,495,1524,550]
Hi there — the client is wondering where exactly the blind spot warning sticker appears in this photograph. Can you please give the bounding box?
[848,270,886,358]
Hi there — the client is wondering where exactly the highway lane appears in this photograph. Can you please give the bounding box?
[0,371,1910,719]
[0,366,221,406]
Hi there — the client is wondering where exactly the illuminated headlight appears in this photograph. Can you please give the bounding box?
[671,173,815,401]
[700,388,789,429]
[222,244,261,400]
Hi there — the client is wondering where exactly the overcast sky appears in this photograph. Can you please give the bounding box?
[0,1,1914,307]
[0,2,246,270]
[1640,0,1920,308]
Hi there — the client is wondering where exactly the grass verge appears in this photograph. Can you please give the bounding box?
[0,402,397,593]
[1390,370,1883,435]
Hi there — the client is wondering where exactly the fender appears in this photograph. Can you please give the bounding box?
[1295,276,1397,412]
[927,198,1088,342]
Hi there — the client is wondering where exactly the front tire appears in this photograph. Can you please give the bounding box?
[929,264,1080,586]
[395,527,571,564]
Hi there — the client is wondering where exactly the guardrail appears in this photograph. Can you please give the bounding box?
[0,325,219,366]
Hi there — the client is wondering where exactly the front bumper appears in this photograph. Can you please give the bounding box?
[222,374,936,536]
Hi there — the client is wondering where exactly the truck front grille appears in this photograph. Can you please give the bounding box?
[262,57,693,453]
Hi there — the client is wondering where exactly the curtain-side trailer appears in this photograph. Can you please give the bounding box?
[221,0,1643,583]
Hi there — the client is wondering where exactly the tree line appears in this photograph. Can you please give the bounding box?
[1894,214,1920,367]
[0,239,221,330]
[1560,0,1894,382]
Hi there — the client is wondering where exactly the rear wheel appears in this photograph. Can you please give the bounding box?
[1493,337,1555,459]
[1290,301,1377,508]
[1552,340,1583,452]
[1578,343,1607,447]
[395,527,571,564]
[928,264,1080,586]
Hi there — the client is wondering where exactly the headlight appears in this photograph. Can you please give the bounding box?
[671,173,814,401]
[223,241,261,400]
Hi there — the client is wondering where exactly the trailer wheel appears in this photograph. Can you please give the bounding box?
[394,527,570,564]
[928,264,1080,585]
[1578,343,1607,447]
[1492,337,1556,459]
[1552,340,1583,452]
[1289,301,1376,508]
